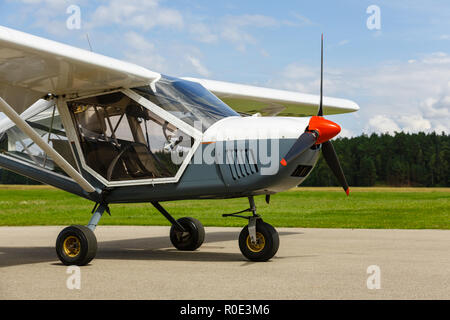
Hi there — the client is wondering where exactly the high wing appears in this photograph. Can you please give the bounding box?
[0,25,160,113]
[0,25,358,117]
[182,77,359,116]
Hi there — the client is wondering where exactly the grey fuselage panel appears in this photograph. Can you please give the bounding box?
[102,139,320,203]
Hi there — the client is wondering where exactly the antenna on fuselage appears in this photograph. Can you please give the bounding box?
[86,33,93,52]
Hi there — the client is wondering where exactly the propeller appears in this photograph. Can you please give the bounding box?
[280,34,350,196]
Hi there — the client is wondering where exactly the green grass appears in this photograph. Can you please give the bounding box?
[0,186,448,229]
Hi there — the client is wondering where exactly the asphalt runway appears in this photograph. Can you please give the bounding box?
[0,226,448,299]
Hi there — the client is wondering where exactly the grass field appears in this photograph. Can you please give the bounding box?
[0,185,448,229]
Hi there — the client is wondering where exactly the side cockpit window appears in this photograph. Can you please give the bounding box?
[68,92,192,182]
[0,102,74,176]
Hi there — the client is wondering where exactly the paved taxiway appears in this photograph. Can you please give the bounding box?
[0,226,448,299]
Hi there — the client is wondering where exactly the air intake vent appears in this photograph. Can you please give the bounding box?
[226,149,258,180]
[291,165,312,177]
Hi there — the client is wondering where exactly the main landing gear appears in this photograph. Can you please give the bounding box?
[223,196,279,262]
[151,201,205,251]
[55,201,207,266]
[55,203,108,266]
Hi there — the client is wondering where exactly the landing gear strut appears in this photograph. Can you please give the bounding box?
[223,196,279,262]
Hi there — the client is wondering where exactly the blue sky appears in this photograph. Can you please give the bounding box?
[1,0,449,136]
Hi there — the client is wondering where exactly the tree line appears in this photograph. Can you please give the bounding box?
[303,132,450,187]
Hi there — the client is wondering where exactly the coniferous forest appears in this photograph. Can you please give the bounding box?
[0,132,449,187]
[303,132,450,187]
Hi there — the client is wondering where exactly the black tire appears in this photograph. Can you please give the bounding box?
[239,220,279,262]
[170,217,205,251]
[56,225,97,266]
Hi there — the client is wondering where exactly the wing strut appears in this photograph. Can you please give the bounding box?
[0,97,97,193]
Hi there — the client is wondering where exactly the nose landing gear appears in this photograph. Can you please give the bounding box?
[238,220,279,262]
[223,196,279,262]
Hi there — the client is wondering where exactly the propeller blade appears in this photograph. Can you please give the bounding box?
[321,140,349,195]
[318,33,324,117]
[281,34,350,196]
[280,131,317,166]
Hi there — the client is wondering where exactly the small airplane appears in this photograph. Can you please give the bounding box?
[0,27,358,265]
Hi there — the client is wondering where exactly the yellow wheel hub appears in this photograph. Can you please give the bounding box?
[63,235,81,258]
[246,232,265,253]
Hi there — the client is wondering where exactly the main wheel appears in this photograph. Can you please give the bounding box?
[239,220,279,262]
[170,217,205,251]
[56,225,97,266]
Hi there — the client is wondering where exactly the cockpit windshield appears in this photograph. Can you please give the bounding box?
[132,76,239,131]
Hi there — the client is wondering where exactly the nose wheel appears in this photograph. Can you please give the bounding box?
[239,220,279,262]
[224,196,280,261]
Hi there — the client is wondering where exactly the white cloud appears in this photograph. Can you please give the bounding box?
[367,115,401,134]
[88,0,183,30]
[124,32,155,52]
[15,0,183,32]
[420,96,450,119]
[221,28,255,52]
[11,0,84,36]
[189,23,218,43]
[397,114,432,133]
[123,32,166,72]
[273,52,450,135]
[122,34,211,77]
[12,2,311,58]
[186,56,211,77]
[17,0,71,6]
[339,127,355,138]
[366,114,435,135]
[280,64,317,80]
[260,49,270,57]
[274,62,340,95]
[282,12,314,27]
[218,14,278,52]
[223,14,278,28]
[338,40,350,46]
[186,12,313,52]
[421,52,450,64]
[357,53,450,134]
[219,14,277,52]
